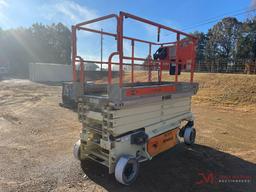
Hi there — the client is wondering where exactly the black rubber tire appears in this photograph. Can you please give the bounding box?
[184,128,196,145]
[115,156,139,185]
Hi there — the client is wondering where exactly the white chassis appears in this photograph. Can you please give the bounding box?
[74,86,197,185]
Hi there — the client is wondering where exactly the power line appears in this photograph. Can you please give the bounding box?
[164,7,256,36]
[182,8,256,31]
[181,7,250,30]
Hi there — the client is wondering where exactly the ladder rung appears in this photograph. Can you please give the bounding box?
[86,126,102,134]
[90,150,108,160]
[87,154,108,167]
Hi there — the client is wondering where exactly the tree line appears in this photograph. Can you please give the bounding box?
[194,16,256,73]
[0,16,255,78]
[0,23,71,78]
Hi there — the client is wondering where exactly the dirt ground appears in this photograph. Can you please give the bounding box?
[0,74,256,192]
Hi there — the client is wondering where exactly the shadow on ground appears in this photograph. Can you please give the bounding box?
[81,144,256,192]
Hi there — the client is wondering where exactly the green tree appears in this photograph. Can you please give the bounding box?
[192,31,208,71]
[30,23,71,64]
[0,23,71,78]
[237,17,256,61]
[205,17,242,72]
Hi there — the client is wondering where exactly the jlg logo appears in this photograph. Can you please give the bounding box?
[162,135,173,143]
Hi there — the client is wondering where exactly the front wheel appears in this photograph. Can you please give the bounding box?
[184,128,196,145]
[115,155,139,185]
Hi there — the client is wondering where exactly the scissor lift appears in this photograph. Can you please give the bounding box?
[70,12,198,185]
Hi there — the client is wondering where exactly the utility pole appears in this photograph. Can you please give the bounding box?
[100,28,103,71]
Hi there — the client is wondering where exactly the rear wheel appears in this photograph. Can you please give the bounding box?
[184,128,196,145]
[115,155,139,185]
[73,140,81,160]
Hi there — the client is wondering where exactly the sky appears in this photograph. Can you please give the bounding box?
[0,0,256,63]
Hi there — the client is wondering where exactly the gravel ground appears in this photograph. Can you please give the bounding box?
[0,79,255,192]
